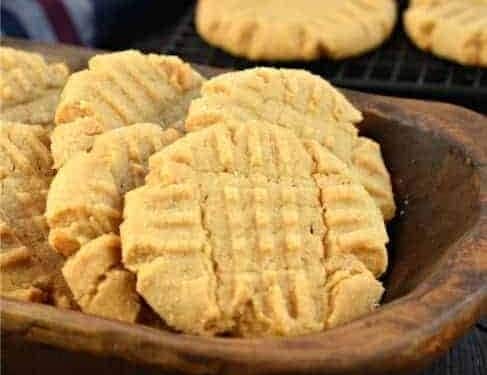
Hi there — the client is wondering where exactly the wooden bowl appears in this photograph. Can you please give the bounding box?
[1,38,487,375]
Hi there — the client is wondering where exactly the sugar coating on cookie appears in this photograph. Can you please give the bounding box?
[0,47,69,126]
[0,121,73,307]
[51,50,203,168]
[46,123,180,321]
[121,121,387,336]
[185,68,395,221]
[404,0,487,67]
[196,0,397,60]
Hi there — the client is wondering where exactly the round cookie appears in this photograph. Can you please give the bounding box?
[0,121,73,307]
[404,0,487,67]
[46,123,180,321]
[0,47,69,127]
[121,120,387,337]
[195,0,397,61]
[51,50,203,168]
[185,68,395,221]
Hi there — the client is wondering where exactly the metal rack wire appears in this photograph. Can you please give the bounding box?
[164,5,486,113]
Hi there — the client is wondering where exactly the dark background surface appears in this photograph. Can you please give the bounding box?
[2,1,486,374]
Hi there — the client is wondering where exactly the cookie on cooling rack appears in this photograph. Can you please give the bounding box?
[404,0,487,67]
[51,50,203,168]
[0,121,73,307]
[195,0,397,60]
[185,68,396,221]
[46,123,180,321]
[120,120,387,337]
[0,47,69,127]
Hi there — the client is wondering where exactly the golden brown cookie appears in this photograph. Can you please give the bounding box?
[62,234,140,322]
[51,50,203,168]
[0,47,69,126]
[121,121,386,337]
[404,0,487,67]
[0,121,73,307]
[195,0,397,61]
[46,123,180,321]
[185,68,395,221]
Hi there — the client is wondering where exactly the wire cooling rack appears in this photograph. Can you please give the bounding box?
[164,4,486,113]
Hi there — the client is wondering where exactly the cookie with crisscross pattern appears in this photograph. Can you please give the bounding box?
[121,120,386,336]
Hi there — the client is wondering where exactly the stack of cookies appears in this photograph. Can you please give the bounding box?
[0,47,396,337]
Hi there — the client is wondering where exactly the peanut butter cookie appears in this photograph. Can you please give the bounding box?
[0,48,69,127]
[0,121,73,307]
[121,121,387,336]
[195,0,397,60]
[51,50,203,168]
[185,68,395,220]
[46,123,180,321]
[404,0,487,67]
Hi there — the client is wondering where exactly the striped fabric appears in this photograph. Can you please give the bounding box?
[1,0,94,45]
[0,0,155,47]
[1,1,193,49]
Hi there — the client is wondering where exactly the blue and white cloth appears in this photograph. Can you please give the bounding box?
[1,0,166,47]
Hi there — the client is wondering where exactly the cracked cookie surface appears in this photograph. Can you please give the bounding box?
[0,47,69,127]
[404,0,487,67]
[51,50,203,168]
[121,121,386,336]
[195,0,397,60]
[185,68,395,220]
[0,121,73,307]
[46,123,180,321]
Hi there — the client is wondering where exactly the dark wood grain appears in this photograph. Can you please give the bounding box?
[1,37,486,375]
[4,329,486,375]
